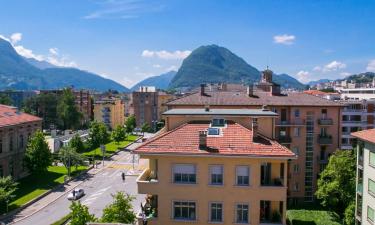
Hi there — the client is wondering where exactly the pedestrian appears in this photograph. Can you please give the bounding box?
[121,171,126,182]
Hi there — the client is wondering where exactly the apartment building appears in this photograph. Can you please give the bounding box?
[132,86,158,129]
[157,91,174,121]
[0,104,42,179]
[165,69,343,203]
[340,87,375,100]
[352,129,375,225]
[135,108,296,225]
[40,89,93,126]
[93,98,124,130]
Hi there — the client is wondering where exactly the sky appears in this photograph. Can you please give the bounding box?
[1,0,375,87]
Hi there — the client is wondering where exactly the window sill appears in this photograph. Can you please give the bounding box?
[173,219,197,223]
[234,185,251,188]
[173,182,197,185]
[208,221,223,224]
[209,184,224,187]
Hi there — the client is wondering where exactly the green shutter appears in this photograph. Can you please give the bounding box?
[370,151,375,167]
[368,206,374,222]
[369,179,375,195]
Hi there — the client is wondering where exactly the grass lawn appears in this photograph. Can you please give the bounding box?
[82,135,138,158]
[287,210,341,225]
[8,166,87,212]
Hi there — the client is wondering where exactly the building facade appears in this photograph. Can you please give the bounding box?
[0,104,42,179]
[352,129,375,225]
[165,70,342,203]
[132,86,158,129]
[93,98,125,130]
[0,90,37,108]
[135,108,295,225]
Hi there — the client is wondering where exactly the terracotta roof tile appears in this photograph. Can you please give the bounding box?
[134,121,295,158]
[0,104,42,127]
[166,91,342,107]
[351,129,375,144]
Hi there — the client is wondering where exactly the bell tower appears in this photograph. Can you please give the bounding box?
[261,66,273,83]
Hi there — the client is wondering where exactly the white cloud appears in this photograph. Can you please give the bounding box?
[296,70,310,83]
[165,65,178,71]
[340,72,351,77]
[141,50,191,60]
[313,66,322,72]
[10,33,22,44]
[322,60,346,72]
[273,34,296,45]
[366,59,375,72]
[49,48,59,55]
[14,45,44,61]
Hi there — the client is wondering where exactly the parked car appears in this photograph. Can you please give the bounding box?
[67,188,85,200]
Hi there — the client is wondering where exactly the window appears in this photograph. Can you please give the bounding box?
[208,128,220,136]
[370,151,375,167]
[293,128,300,137]
[212,118,225,127]
[292,147,299,156]
[0,165,3,177]
[173,164,196,184]
[368,206,374,223]
[294,109,300,118]
[293,164,299,173]
[236,204,249,223]
[236,166,249,186]
[369,179,375,196]
[320,147,326,161]
[322,109,327,118]
[210,202,223,222]
[9,134,13,151]
[293,183,299,191]
[19,134,24,148]
[320,127,327,136]
[173,201,196,221]
[210,165,223,185]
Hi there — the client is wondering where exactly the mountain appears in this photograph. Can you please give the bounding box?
[343,72,375,83]
[131,71,176,91]
[24,57,57,69]
[0,38,129,92]
[169,44,304,90]
[307,79,332,86]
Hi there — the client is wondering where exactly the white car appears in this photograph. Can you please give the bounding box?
[67,188,85,200]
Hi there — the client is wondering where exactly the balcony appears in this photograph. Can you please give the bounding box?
[137,195,158,224]
[260,200,284,225]
[275,119,304,127]
[357,182,363,194]
[261,178,284,187]
[137,169,159,194]
[318,135,333,145]
[277,136,292,144]
[318,118,333,126]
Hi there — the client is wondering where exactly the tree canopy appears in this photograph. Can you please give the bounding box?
[88,121,109,148]
[70,201,97,225]
[101,192,136,223]
[69,134,85,153]
[24,130,52,173]
[112,125,126,144]
[57,89,82,130]
[58,146,85,177]
[0,176,18,210]
[0,94,12,106]
[125,115,136,133]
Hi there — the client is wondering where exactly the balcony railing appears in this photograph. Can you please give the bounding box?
[277,136,292,144]
[275,119,304,126]
[261,178,284,187]
[318,135,333,145]
[318,118,333,125]
[137,169,159,194]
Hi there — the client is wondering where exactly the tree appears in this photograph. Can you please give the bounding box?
[23,93,58,129]
[316,149,356,215]
[24,131,52,173]
[58,146,85,177]
[0,176,18,211]
[88,121,109,148]
[344,201,355,225]
[70,201,97,225]
[112,125,126,144]
[141,123,151,133]
[101,192,136,223]
[69,134,85,153]
[0,94,12,106]
[125,115,136,133]
[57,89,82,130]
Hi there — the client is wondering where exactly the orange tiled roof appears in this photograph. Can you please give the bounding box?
[0,104,42,127]
[134,121,295,158]
[351,129,375,144]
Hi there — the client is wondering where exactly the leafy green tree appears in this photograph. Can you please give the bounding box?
[69,201,97,225]
[344,201,355,225]
[112,125,126,144]
[23,93,58,129]
[316,149,356,215]
[0,176,18,211]
[69,134,85,152]
[24,131,52,173]
[88,121,109,148]
[57,89,82,130]
[58,146,85,177]
[0,94,12,106]
[141,123,151,133]
[101,192,136,223]
[125,115,136,133]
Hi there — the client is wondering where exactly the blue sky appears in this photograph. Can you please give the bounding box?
[1,0,375,87]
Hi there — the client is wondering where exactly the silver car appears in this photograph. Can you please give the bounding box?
[67,188,85,200]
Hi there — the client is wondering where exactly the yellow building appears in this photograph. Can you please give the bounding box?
[134,108,296,225]
[93,98,124,130]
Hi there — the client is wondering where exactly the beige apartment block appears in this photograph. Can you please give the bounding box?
[165,69,343,203]
[0,104,42,179]
[134,108,296,225]
[93,98,124,130]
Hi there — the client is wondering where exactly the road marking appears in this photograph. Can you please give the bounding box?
[81,186,111,206]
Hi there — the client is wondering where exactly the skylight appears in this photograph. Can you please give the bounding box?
[208,127,220,135]
[212,118,225,127]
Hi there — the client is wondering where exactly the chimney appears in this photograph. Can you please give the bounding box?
[199,130,208,149]
[247,85,253,97]
[205,104,210,112]
[200,84,205,96]
[252,118,258,141]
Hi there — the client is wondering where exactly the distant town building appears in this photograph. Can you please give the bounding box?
[0,104,42,179]
[132,86,159,129]
[352,129,375,225]
[157,91,175,121]
[340,87,375,100]
[93,98,124,130]
[46,130,89,153]
[166,69,343,204]
[135,108,296,225]
[0,90,37,108]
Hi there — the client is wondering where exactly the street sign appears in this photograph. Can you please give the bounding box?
[100,144,106,154]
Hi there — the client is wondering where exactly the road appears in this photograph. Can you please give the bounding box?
[8,134,152,225]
